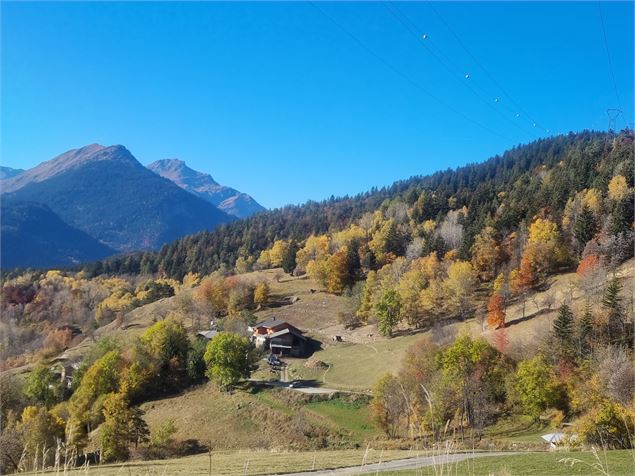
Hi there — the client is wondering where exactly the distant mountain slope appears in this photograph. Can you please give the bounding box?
[147,159,265,218]
[0,166,24,180]
[2,144,234,252]
[1,200,115,269]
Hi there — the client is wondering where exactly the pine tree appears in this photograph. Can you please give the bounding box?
[577,305,593,357]
[602,277,624,344]
[610,198,634,235]
[553,304,574,357]
[281,240,298,274]
[573,205,597,251]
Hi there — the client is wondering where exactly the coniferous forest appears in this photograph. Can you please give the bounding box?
[81,130,633,279]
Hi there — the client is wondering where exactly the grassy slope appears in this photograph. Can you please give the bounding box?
[290,259,634,391]
[141,383,381,451]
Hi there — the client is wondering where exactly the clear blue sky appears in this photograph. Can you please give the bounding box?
[2,1,633,209]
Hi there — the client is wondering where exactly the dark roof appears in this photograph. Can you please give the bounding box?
[269,327,306,340]
[255,318,290,329]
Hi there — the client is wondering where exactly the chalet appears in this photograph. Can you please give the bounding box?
[250,317,307,357]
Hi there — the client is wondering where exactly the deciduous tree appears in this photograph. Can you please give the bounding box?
[376,289,401,337]
[512,356,560,420]
[486,294,505,329]
[204,332,257,389]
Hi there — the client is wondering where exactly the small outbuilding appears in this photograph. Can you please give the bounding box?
[197,330,218,340]
[541,432,578,448]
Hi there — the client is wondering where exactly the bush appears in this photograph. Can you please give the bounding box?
[576,400,635,449]
[337,311,361,329]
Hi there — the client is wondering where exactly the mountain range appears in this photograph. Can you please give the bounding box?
[147,159,264,218]
[1,144,264,269]
[0,166,24,180]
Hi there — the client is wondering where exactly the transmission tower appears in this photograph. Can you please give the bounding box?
[606,108,623,131]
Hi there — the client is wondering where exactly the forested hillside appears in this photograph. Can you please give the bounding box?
[2,130,634,473]
[0,200,115,269]
[85,130,633,279]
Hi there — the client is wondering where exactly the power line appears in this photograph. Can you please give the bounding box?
[423,1,550,135]
[308,1,509,140]
[383,1,538,140]
[597,1,623,114]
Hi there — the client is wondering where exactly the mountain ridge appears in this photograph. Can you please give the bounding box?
[1,144,139,193]
[0,166,24,180]
[147,158,265,219]
[1,144,234,261]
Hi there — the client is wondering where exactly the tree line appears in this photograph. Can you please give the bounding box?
[78,130,633,280]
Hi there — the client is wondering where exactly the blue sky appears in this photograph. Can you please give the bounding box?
[2,1,633,209]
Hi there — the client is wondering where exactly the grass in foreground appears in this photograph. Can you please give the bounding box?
[28,448,417,475]
[380,450,635,476]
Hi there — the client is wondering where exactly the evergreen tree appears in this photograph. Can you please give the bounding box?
[610,198,634,235]
[553,304,574,357]
[573,205,597,251]
[281,240,298,274]
[602,277,624,345]
[577,305,594,357]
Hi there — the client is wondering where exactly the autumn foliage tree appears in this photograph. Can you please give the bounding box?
[204,332,257,389]
[471,226,502,282]
[253,281,270,307]
[486,294,505,329]
[376,289,401,337]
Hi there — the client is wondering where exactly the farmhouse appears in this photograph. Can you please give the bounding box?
[249,317,307,357]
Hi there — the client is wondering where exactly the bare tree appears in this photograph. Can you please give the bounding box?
[437,210,464,250]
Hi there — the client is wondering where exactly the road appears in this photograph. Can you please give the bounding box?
[258,379,339,394]
[282,452,517,475]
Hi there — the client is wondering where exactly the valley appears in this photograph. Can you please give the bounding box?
[1,131,634,475]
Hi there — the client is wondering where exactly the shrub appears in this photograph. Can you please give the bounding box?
[576,400,635,449]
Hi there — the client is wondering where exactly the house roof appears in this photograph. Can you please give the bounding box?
[197,330,218,339]
[254,318,290,329]
[269,327,306,340]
